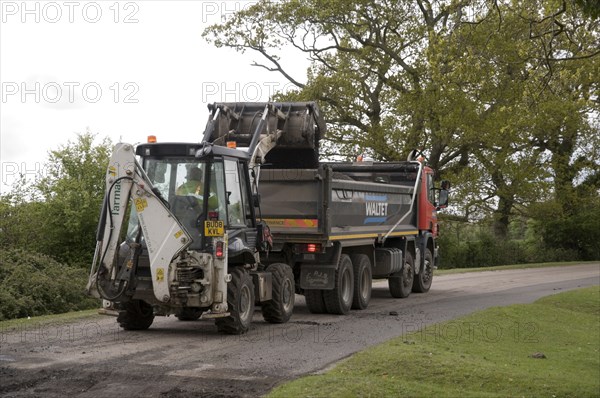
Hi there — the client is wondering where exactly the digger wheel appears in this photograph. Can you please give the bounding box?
[261,263,295,323]
[216,267,255,334]
[117,300,154,330]
[177,308,203,321]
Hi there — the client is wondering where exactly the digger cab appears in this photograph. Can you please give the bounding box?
[131,142,257,258]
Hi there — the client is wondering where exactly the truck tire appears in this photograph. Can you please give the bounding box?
[177,308,203,321]
[261,263,295,323]
[305,289,327,314]
[323,254,354,315]
[216,267,255,334]
[117,300,154,330]
[389,251,414,298]
[350,254,372,310]
[412,248,433,293]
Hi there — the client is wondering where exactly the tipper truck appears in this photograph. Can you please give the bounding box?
[258,160,448,314]
[87,101,449,334]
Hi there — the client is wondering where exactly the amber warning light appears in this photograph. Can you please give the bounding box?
[147,135,157,143]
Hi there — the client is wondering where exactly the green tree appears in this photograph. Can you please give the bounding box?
[0,178,45,249]
[0,132,112,267]
[0,248,98,320]
[575,0,600,18]
[442,0,599,235]
[35,133,112,266]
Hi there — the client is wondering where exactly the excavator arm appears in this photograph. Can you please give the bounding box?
[87,143,192,303]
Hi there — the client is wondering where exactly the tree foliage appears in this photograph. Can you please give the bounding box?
[575,0,600,19]
[0,133,110,319]
[0,249,98,320]
[0,132,112,267]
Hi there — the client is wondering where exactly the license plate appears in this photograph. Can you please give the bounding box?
[204,220,224,237]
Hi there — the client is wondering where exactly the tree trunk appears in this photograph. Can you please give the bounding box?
[492,193,514,238]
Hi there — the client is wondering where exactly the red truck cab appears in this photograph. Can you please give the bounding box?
[418,166,439,237]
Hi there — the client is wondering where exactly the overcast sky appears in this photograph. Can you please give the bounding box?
[0,0,308,193]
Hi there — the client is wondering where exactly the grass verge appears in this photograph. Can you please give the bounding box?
[0,309,100,332]
[268,286,600,398]
[436,261,599,275]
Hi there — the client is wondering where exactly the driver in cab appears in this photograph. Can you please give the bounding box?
[177,167,204,196]
[177,167,219,210]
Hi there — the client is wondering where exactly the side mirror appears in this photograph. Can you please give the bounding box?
[437,189,449,210]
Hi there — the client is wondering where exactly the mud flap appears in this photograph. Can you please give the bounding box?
[252,271,273,303]
[300,265,336,290]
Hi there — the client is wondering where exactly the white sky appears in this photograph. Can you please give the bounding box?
[0,0,309,193]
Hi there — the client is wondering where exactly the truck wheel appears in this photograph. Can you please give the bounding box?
[117,300,154,330]
[323,254,354,315]
[389,251,414,298]
[412,248,433,293]
[305,289,327,314]
[351,254,372,310]
[261,263,295,323]
[177,308,203,321]
[216,267,255,334]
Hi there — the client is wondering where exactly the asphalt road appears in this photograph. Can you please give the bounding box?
[1,263,598,397]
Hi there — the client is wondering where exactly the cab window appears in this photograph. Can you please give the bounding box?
[427,173,435,204]
[224,160,245,226]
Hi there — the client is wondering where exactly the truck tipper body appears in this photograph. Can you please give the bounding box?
[257,160,444,314]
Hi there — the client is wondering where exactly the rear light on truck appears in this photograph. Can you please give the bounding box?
[295,243,323,253]
[215,241,224,259]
